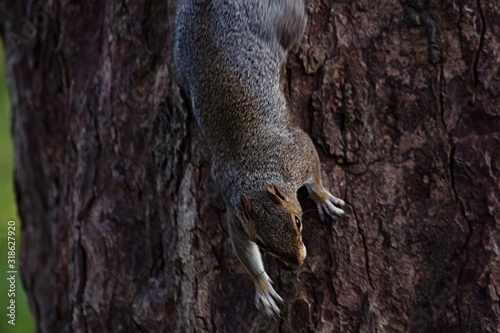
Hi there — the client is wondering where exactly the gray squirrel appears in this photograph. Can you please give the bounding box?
[173,0,345,316]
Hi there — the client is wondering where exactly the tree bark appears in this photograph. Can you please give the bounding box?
[1,0,499,332]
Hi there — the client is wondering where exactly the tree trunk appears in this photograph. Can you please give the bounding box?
[1,0,499,332]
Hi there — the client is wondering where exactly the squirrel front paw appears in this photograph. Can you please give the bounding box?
[317,191,345,222]
[255,279,283,316]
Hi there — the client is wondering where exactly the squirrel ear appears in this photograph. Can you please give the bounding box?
[266,184,289,204]
[240,194,252,217]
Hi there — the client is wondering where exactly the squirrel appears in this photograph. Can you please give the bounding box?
[173,0,345,316]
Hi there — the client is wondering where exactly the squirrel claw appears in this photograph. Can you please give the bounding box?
[318,192,345,222]
[255,281,283,316]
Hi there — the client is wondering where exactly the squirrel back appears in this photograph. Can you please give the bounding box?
[173,0,306,161]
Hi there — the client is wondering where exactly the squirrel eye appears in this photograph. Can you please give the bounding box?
[294,215,301,230]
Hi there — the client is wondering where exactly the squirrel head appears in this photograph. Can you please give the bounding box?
[240,184,307,270]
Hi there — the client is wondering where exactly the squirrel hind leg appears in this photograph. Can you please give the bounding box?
[275,0,307,50]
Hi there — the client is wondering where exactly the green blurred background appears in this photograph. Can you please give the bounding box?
[0,42,36,332]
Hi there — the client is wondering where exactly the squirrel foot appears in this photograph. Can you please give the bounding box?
[255,278,283,316]
[317,191,345,222]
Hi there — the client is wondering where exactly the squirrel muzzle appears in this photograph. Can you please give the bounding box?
[255,236,306,270]
[272,241,307,271]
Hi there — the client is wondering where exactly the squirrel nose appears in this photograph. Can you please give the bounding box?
[297,243,307,267]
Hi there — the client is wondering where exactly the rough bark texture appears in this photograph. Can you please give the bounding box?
[1,0,499,332]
